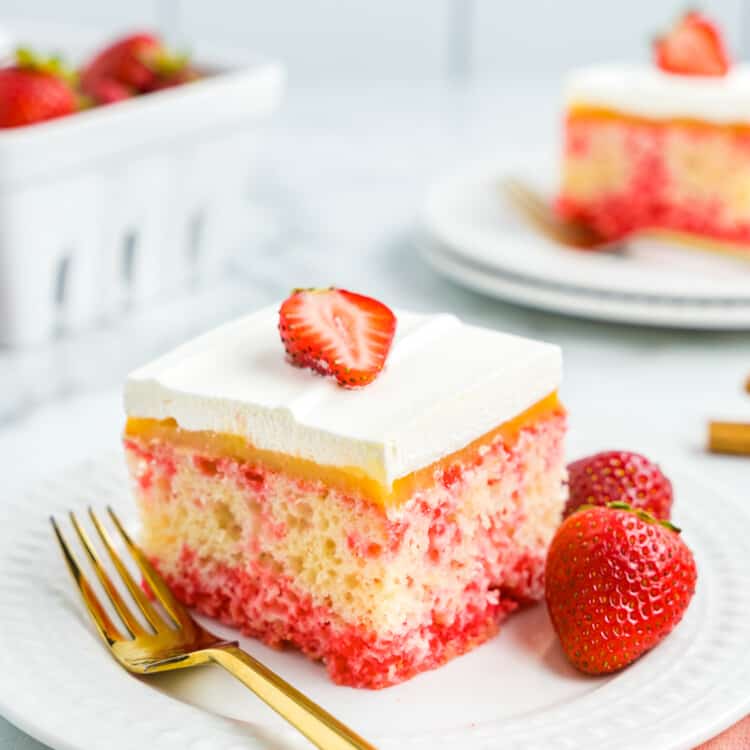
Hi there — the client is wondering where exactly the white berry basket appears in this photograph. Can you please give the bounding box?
[0,21,285,347]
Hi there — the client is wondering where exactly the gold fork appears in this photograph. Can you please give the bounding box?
[51,507,376,750]
[501,176,625,251]
[502,176,750,260]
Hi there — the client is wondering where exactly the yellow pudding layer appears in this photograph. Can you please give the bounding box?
[567,103,750,135]
[125,391,563,508]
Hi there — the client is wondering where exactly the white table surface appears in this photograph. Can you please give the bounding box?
[1,82,749,750]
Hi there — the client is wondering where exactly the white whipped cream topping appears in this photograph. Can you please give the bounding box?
[565,63,750,122]
[125,305,562,487]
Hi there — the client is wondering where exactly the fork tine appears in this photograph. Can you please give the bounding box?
[69,511,148,638]
[503,176,607,248]
[503,180,553,228]
[87,508,169,634]
[504,180,582,245]
[503,177,541,206]
[106,507,188,628]
[51,516,124,644]
[504,178,559,227]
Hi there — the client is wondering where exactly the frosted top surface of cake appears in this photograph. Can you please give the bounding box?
[125,305,562,486]
[565,63,750,122]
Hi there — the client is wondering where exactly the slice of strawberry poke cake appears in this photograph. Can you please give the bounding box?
[123,289,566,688]
[558,11,750,249]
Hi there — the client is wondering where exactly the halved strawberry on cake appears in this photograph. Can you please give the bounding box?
[123,289,566,688]
[558,11,750,249]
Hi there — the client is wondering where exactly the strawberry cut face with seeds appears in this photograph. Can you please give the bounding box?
[278,288,397,388]
[654,11,730,76]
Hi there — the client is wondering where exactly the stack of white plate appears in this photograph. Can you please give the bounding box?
[421,162,750,329]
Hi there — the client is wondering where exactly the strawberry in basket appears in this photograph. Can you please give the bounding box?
[81,31,199,104]
[0,48,78,128]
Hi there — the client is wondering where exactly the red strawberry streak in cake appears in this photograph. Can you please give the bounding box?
[124,438,176,491]
[126,414,563,688]
[158,546,522,689]
[557,116,750,244]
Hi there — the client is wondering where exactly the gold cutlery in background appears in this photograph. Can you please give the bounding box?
[502,177,750,261]
[501,177,626,252]
[708,374,750,457]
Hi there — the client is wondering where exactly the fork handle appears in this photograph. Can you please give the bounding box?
[207,646,378,750]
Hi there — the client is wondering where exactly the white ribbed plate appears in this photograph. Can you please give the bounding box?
[1,456,749,750]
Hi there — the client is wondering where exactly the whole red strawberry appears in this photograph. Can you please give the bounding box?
[0,48,77,128]
[278,288,397,388]
[564,450,673,520]
[654,11,730,76]
[81,31,197,104]
[545,503,697,675]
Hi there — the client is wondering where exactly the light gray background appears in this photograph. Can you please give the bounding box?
[3,0,750,82]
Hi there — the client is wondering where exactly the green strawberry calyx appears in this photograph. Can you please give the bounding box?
[139,45,191,76]
[575,500,682,534]
[15,47,85,111]
[291,287,335,295]
[14,47,78,86]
